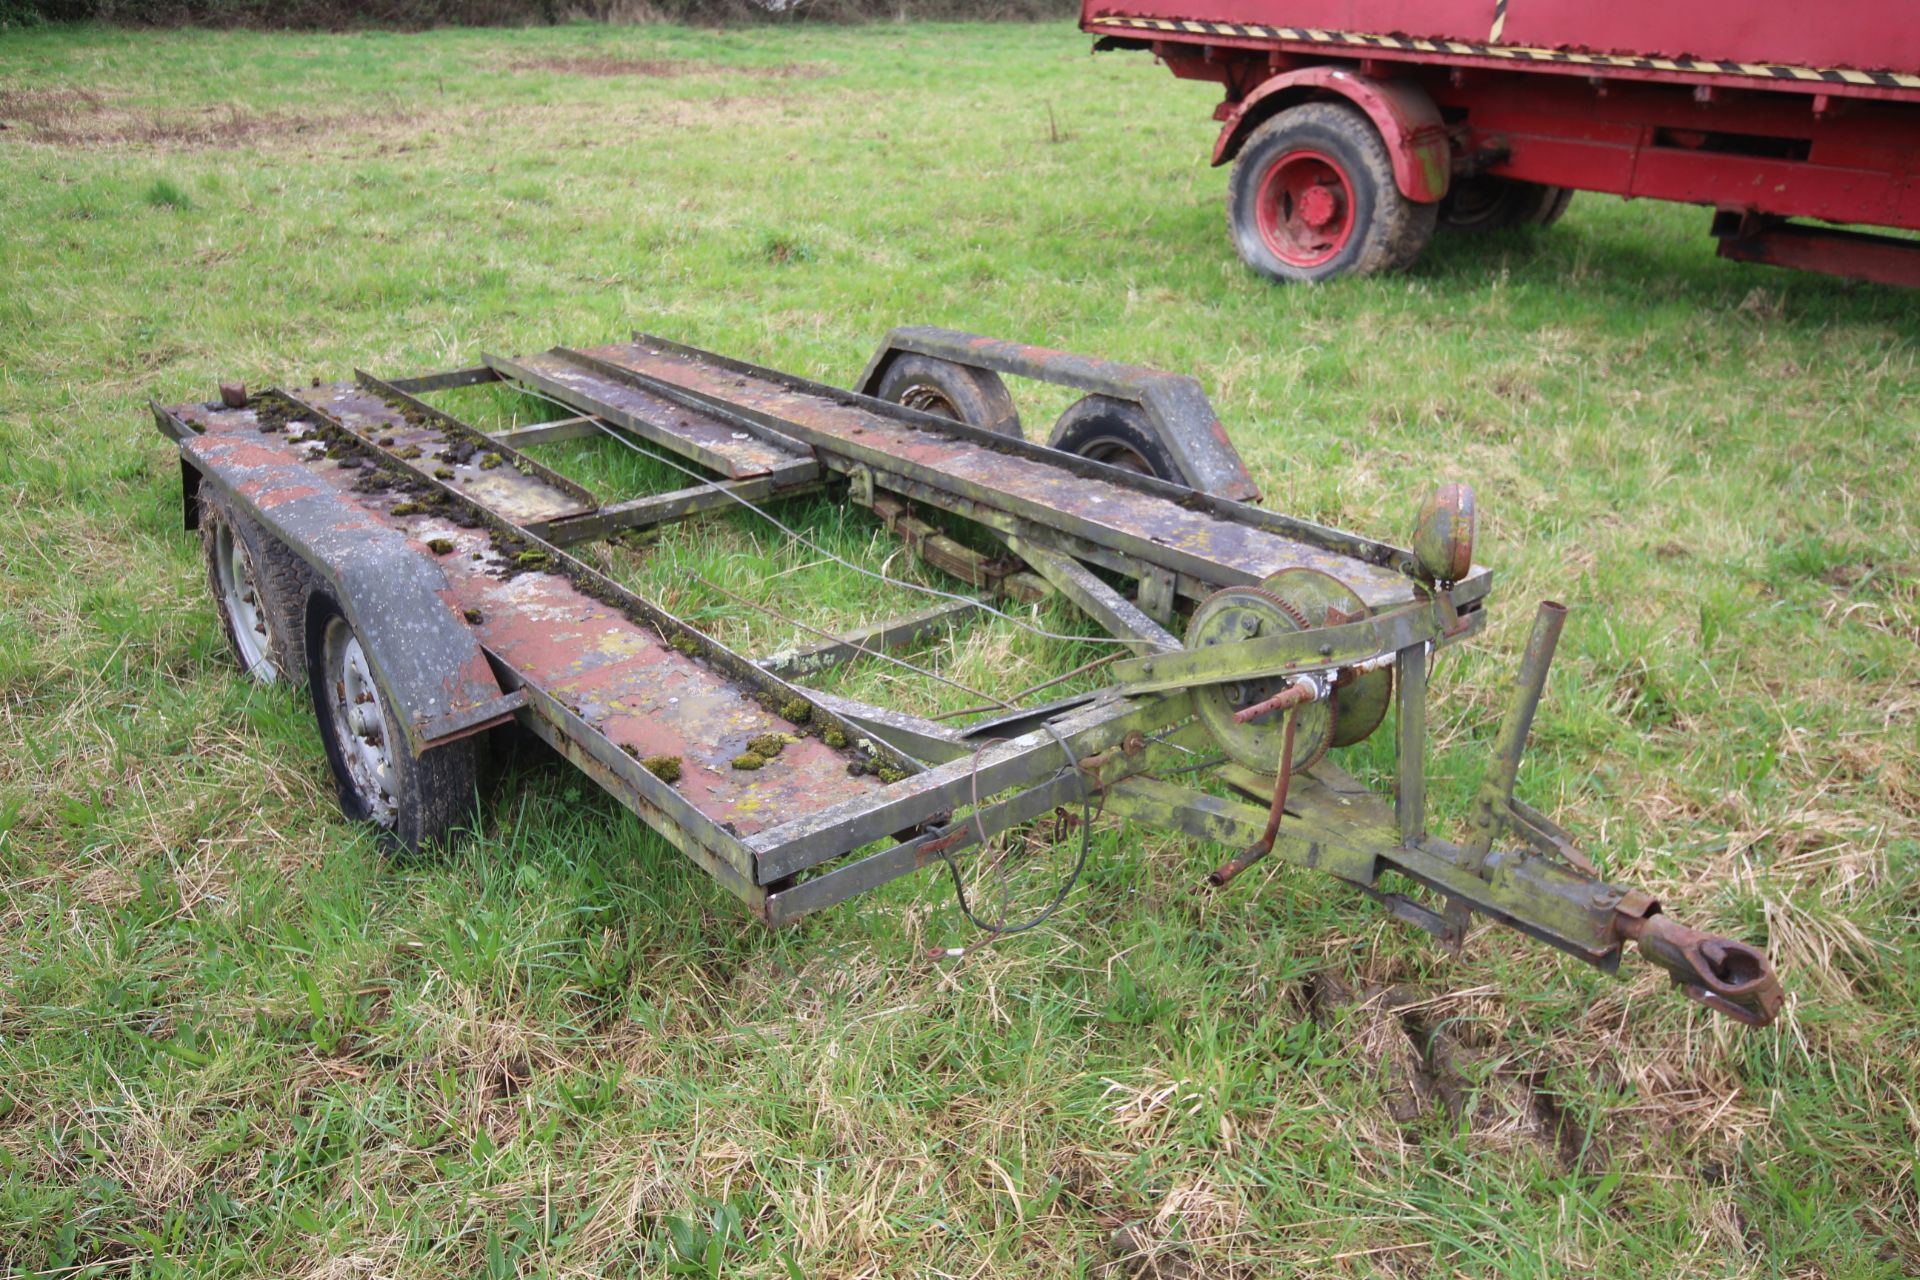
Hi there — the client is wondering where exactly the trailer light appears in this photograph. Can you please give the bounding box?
[1412,483,1476,585]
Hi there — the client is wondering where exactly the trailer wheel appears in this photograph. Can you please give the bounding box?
[201,490,310,685]
[874,354,1022,438]
[1047,395,1182,484]
[1228,103,1436,284]
[1438,177,1576,232]
[307,597,478,853]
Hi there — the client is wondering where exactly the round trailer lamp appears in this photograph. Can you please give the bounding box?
[1412,483,1476,584]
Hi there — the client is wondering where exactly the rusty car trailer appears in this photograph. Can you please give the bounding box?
[154,328,1784,1027]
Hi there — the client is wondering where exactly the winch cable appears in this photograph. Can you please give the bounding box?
[555,415,1102,932]
[928,650,1126,722]
[695,568,1093,934]
[690,571,1005,708]
[948,717,1096,937]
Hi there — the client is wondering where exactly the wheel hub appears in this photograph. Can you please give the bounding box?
[325,625,398,828]
[1084,437,1154,477]
[214,522,274,683]
[899,383,960,420]
[1297,183,1339,230]
[1255,148,1357,269]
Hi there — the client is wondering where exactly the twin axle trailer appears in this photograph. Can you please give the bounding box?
[155,328,1782,1030]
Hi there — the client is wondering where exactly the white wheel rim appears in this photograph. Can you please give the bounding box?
[324,622,399,828]
[214,523,275,682]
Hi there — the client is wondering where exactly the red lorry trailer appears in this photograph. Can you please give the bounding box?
[1083,1,1920,286]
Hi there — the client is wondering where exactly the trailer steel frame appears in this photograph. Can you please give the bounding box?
[155,329,1784,1028]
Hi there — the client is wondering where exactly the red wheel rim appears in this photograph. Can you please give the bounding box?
[1254,149,1355,268]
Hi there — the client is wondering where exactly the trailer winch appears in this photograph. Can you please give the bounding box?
[153,326,1784,1029]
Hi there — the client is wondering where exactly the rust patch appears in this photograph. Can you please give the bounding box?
[250,481,326,509]
[579,340,1419,608]
[172,388,884,841]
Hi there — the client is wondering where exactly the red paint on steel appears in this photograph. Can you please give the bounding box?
[1254,147,1354,267]
[1714,219,1920,288]
[175,392,887,837]
[1083,2,1920,79]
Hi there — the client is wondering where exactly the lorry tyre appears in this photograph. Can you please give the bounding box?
[874,354,1022,437]
[1528,185,1576,228]
[201,489,311,685]
[1227,103,1437,283]
[1047,395,1182,484]
[1438,176,1576,232]
[307,596,479,853]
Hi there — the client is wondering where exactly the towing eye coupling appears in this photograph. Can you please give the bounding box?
[1613,908,1785,1026]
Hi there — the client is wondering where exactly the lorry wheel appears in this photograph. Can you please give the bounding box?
[1438,177,1576,232]
[874,354,1022,438]
[1227,103,1436,283]
[307,596,478,853]
[1529,185,1576,228]
[201,490,310,685]
[1047,395,1181,484]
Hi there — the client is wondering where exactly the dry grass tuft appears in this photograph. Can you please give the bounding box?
[505,55,826,79]
[0,93,421,149]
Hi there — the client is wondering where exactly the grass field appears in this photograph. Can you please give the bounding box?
[2,17,1917,1279]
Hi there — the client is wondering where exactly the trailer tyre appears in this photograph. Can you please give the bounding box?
[1228,103,1436,284]
[874,354,1022,438]
[307,597,479,854]
[201,490,311,685]
[1047,395,1183,484]
[1438,177,1576,232]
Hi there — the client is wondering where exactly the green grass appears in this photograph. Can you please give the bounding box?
[2,18,1918,1279]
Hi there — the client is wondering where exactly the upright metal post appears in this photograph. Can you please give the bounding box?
[1482,601,1567,807]
[1395,643,1427,843]
[1461,600,1568,871]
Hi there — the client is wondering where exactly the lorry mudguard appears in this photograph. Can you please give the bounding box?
[1212,67,1451,202]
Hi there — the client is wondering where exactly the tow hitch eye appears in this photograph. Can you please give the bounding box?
[1615,910,1785,1026]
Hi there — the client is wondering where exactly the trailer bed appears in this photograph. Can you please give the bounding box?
[168,396,886,848]
[504,339,1434,610]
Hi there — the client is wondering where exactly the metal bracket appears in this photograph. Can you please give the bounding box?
[1138,566,1178,626]
[847,464,875,508]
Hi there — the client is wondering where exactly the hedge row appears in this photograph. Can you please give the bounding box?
[1,0,1079,26]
